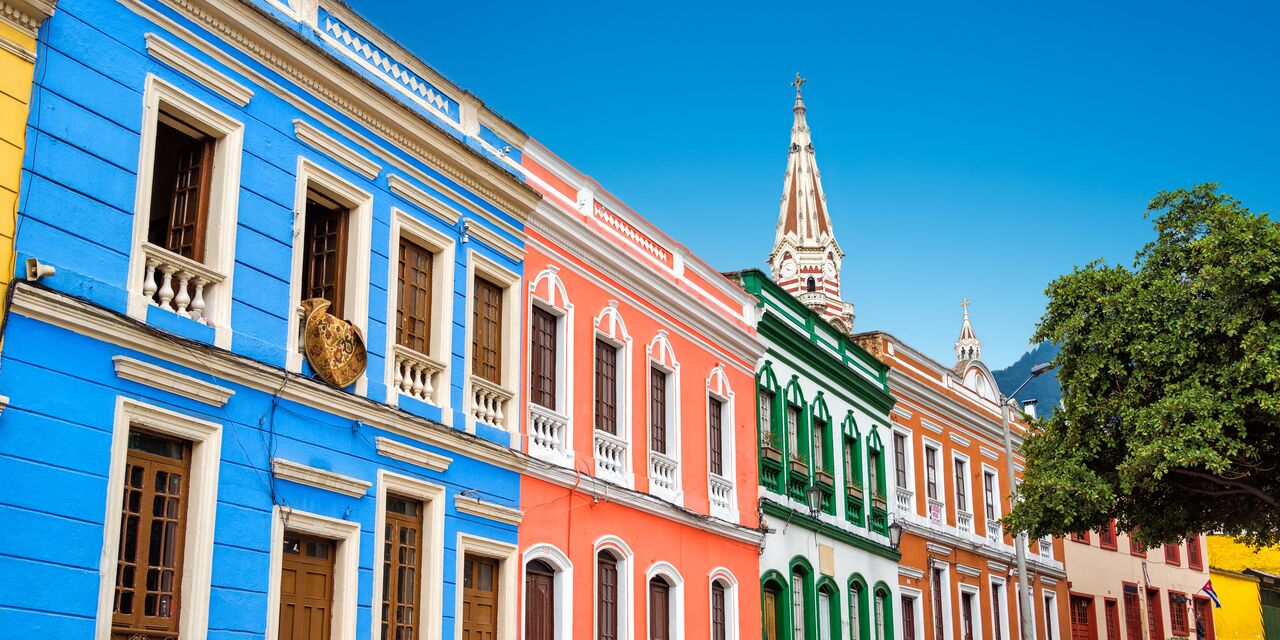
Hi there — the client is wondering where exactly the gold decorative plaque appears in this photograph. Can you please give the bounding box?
[300,298,367,388]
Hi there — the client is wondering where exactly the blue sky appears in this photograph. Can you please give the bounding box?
[346,0,1279,368]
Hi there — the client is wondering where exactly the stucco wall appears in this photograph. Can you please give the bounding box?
[1209,569,1263,640]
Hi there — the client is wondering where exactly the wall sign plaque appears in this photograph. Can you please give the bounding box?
[300,298,367,388]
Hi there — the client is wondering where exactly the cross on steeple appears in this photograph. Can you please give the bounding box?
[792,72,806,94]
[961,297,970,317]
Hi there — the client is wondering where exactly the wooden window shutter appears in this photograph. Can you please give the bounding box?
[397,238,434,354]
[148,117,213,262]
[529,307,557,409]
[597,553,619,640]
[650,368,667,453]
[711,581,727,640]
[594,339,617,435]
[382,495,424,640]
[471,277,504,384]
[709,397,724,476]
[649,577,670,640]
[302,196,349,316]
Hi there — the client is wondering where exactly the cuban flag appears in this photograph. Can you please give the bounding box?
[1201,580,1222,608]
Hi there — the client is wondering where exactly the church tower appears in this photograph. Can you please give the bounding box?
[955,298,982,363]
[767,74,856,333]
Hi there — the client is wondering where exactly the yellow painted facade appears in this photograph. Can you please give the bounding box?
[1211,568,1264,640]
[1209,536,1280,575]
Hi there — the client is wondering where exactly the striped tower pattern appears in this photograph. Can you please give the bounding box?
[766,73,856,333]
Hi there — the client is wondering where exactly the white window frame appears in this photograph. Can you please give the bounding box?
[1043,592,1059,640]
[522,543,574,640]
[922,438,946,524]
[286,157,374,393]
[706,364,737,521]
[94,397,223,640]
[126,74,244,349]
[463,250,522,434]
[383,207,455,412]
[708,568,740,640]
[988,576,1011,640]
[593,303,633,488]
[527,266,574,465]
[899,587,925,640]
[951,452,973,530]
[646,561,686,640]
[265,505,361,640]
[594,535,635,640]
[370,471,446,640]
[646,332,681,503]
[959,583,985,640]
[929,561,955,640]
[455,533,519,640]
[982,464,1003,542]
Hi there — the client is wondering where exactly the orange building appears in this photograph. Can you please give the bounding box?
[515,141,766,639]
[857,308,1069,640]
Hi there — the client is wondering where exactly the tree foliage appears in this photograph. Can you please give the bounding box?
[1005,184,1280,546]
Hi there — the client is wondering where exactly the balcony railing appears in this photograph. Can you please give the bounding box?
[649,451,678,495]
[392,344,444,405]
[469,376,514,429]
[594,429,627,482]
[528,403,569,464]
[895,487,914,516]
[140,242,224,325]
[709,474,734,517]
[1039,536,1053,559]
[957,510,973,534]
[987,520,1002,544]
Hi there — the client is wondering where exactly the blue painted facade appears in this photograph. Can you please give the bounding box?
[0,0,536,637]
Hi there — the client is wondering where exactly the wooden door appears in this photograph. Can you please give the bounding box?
[1122,592,1143,640]
[598,553,619,640]
[961,592,974,640]
[763,587,779,640]
[1104,600,1120,640]
[1193,596,1215,640]
[462,555,500,640]
[279,534,335,640]
[649,578,670,640]
[525,560,555,640]
[1070,596,1095,640]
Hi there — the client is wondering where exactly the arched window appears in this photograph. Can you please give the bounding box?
[850,577,870,640]
[711,580,728,640]
[816,578,841,640]
[792,569,808,639]
[806,277,816,292]
[873,583,895,640]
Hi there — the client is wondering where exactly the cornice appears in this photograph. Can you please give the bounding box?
[463,219,523,263]
[122,0,539,222]
[271,457,372,497]
[145,32,252,105]
[1,0,56,37]
[903,521,1067,578]
[898,565,925,580]
[759,499,901,561]
[889,369,1026,455]
[523,460,764,545]
[386,173,461,225]
[454,495,523,526]
[956,563,982,577]
[293,118,381,179]
[375,435,451,473]
[113,355,235,406]
[11,284,530,473]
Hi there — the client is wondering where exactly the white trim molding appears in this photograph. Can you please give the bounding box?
[265,506,360,640]
[463,219,523,262]
[270,457,372,497]
[294,118,381,179]
[145,32,253,106]
[387,173,462,225]
[94,397,222,640]
[112,355,235,406]
[375,435,452,473]
[645,561,686,640]
[522,544,573,640]
[454,495,523,526]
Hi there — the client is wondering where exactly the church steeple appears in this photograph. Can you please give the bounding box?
[955,298,982,363]
[768,73,854,333]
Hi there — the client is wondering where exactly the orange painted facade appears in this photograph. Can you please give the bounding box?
[516,141,766,639]
[856,330,1069,640]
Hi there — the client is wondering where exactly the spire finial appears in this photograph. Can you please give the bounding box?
[792,72,806,94]
[961,297,970,318]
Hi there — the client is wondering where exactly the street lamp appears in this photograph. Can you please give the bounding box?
[887,519,904,551]
[805,484,823,517]
[1001,362,1052,640]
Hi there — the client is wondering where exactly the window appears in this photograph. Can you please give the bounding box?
[787,405,802,463]
[1045,594,1057,640]
[991,582,1005,640]
[893,433,908,489]
[1187,536,1203,570]
[851,582,864,640]
[279,533,336,640]
[813,418,829,475]
[397,237,434,354]
[1123,590,1142,640]
[649,577,671,640]
[931,568,945,640]
[759,390,775,447]
[1129,531,1147,557]
[463,554,500,638]
[595,339,619,435]
[1164,543,1181,566]
[1099,521,1117,550]
[819,587,833,640]
[651,367,668,453]
[1071,531,1090,544]
[529,306,558,409]
[1104,599,1120,640]
[874,590,886,640]
[954,458,968,512]
[843,434,861,492]
[1069,596,1093,640]
[1170,593,1189,636]
[382,495,424,640]
[709,396,725,476]
[525,560,555,640]
[984,471,997,521]
[925,446,939,500]
[961,590,975,640]
[902,595,917,640]
[868,447,883,499]
[764,581,783,640]
[792,571,808,639]
[472,277,504,384]
[112,430,192,639]
[147,116,214,262]
[711,580,727,640]
[807,277,816,292]
[1145,588,1162,640]
[598,552,619,640]
[301,192,350,316]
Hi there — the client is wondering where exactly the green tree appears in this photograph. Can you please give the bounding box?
[1005,184,1280,546]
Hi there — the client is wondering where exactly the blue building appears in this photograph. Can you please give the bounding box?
[0,0,542,638]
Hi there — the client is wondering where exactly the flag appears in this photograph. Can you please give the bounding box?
[1143,561,1151,586]
[1201,580,1222,608]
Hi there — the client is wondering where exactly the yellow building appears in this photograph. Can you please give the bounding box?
[1208,536,1280,639]
[0,0,56,323]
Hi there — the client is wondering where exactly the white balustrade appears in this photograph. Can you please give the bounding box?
[392,344,444,404]
[895,488,915,516]
[987,520,1003,543]
[528,403,569,463]
[649,451,678,493]
[469,376,514,429]
[957,510,974,533]
[594,429,628,480]
[140,242,224,324]
[709,474,734,515]
[1039,536,1053,559]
